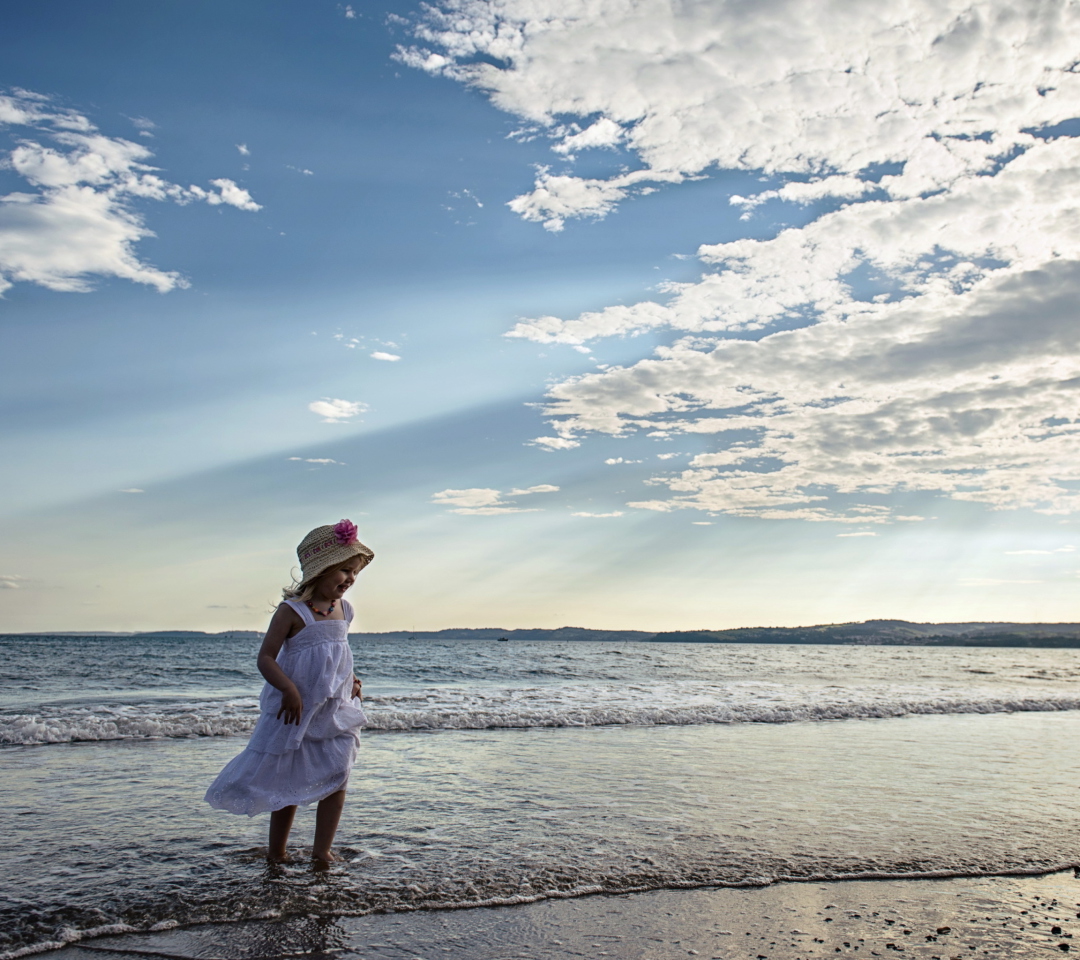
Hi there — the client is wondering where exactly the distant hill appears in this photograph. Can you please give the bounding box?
[8,621,1080,647]
[356,620,1080,648]
[647,620,1080,647]
[354,626,655,642]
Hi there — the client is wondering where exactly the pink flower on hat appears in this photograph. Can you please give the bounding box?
[333,519,358,545]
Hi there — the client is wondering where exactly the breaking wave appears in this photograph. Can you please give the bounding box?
[5,683,1080,745]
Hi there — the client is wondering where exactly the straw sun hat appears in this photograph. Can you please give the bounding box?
[295,519,374,588]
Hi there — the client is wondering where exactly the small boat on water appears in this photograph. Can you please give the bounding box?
[497,636,509,642]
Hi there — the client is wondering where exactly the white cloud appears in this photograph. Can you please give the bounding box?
[432,484,558,515]
[119,488,144,494]
[236,143,250,156]
[530,436,580,451]
[405,0,1080,524]
[1003,545,1076,555]
[837,531,878,538]
[506,167,681,232]
[0,90,261,294]
[287,457,343,465]
[129,116,156,138]
[0,574,25,589]
[308,398,367,423]
[370,351,401,361]
[403,0,1080,226]
[450,188,483,208]
[344,4,356,18]
[552,117,625,156]
[198,179,260,210]
[959,578,1044,586]
[571,510,625,518]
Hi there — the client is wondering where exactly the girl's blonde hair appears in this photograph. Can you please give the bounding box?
[282,554,370,602]
[282,576,321,603]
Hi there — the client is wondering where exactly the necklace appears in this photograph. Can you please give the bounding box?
[306,599,336,617]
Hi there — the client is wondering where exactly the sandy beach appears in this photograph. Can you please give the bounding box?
[40,871,1080,959]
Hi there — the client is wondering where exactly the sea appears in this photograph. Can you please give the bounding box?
[3,634,1080,958]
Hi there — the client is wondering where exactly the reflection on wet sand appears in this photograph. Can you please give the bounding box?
[50,871,1080,960]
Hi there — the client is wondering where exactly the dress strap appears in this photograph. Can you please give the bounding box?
[343,599,354,624]
[284,598,316,626]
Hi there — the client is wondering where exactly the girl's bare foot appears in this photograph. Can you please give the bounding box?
[311,849,341,867]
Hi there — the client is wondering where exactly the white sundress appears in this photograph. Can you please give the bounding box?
[205,599,367,816]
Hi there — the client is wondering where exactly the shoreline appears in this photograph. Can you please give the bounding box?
[33,869,1080,960]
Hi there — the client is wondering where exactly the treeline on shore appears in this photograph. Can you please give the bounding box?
[352,619,1080,647]
[15,620,1080,647]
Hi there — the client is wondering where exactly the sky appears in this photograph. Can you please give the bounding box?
[2,0,1080,633]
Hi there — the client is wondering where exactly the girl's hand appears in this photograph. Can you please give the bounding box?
[277,687,303,725]
[352,676,362,700]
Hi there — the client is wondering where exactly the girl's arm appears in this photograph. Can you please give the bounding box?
[257,604,304,724]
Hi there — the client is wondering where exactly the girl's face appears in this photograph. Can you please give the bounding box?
[314,557,366,600]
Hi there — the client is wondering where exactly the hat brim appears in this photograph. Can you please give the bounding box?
[298,541,374,587]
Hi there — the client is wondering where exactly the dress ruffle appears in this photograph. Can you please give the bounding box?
[204,733,359,816]
[205,600,366,816]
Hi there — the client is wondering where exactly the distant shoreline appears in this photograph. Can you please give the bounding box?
[6,619,1080,647]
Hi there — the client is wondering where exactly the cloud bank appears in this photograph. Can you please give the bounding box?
[0,89,260,294]
[404,0,1080,522]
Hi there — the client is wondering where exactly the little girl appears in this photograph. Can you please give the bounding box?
[205,519,373,863]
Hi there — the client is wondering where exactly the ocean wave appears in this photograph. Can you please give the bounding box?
[4,684,1080,745]
[0,700,258,745]
[363,691,1080,731]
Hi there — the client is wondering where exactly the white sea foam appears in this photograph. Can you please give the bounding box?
[363,690,1080,731]
[0,699,258,745]
[0,922,137,960]
[4,682,1080,745]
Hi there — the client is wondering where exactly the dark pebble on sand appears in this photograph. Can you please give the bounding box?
[936,927,951,934]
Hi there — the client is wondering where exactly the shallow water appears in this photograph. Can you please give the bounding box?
[3,638,1080,957]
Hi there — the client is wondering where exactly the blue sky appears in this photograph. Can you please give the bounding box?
[2,0,1080,633]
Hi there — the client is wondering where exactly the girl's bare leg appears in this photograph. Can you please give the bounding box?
[268,805,297,861]
[312,790,346,861]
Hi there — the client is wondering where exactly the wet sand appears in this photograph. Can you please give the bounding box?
[44,870,1080,959]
